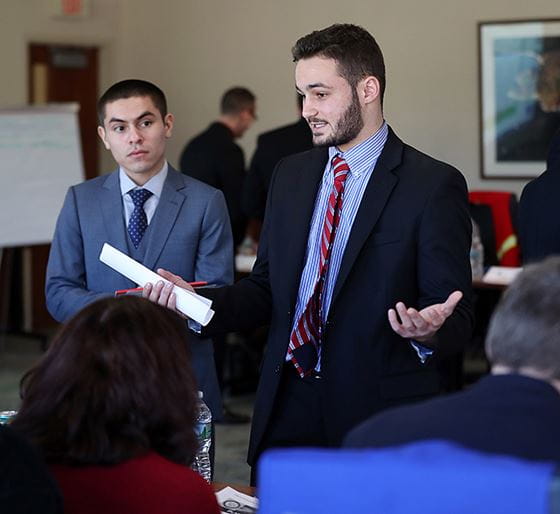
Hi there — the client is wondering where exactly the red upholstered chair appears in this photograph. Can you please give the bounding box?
[468,191,520,267]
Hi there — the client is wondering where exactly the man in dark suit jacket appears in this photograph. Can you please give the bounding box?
[146,24,473,477]
[180,87,256,247]
[243,107,313,225]
[519,128,560,263]
[46,80,233,421]
[345,257,560,463]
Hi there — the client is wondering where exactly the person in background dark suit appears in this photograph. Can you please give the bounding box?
[146,23,473,482]
[243,97,313,235]
[344,257,560,464]
[519,128,560,263]
[180,87,257,247]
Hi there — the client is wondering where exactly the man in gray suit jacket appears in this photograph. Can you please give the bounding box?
[46,79,233,419]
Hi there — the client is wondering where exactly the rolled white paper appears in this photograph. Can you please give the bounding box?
[99,243,214,326]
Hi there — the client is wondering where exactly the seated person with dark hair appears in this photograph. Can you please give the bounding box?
[11,296,219,514]
[344,256,560,463]
[0,424,63,513]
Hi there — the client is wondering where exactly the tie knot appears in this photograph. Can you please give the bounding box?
[331,154,349,188]
[129,188,153,207]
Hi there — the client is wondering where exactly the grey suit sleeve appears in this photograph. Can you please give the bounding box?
[45,187,110,322]
[194,189,234,286]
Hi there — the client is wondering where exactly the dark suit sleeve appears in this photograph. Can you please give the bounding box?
[518,181,535,263]
[417,169,474,355]
[201,225,272,334]
[199,165,279,333]
[215,145,247,245]
[45,187,110,322]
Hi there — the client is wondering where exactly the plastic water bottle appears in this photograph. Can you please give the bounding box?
[192,391,212,482]
[0,410,17,424]
[470,218,485,280]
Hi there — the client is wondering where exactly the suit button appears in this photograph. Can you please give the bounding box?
[274,365,281,373]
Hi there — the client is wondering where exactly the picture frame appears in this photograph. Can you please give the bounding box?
[478,19,560,179]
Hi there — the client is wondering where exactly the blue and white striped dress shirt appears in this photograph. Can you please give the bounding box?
[287,123,389,368]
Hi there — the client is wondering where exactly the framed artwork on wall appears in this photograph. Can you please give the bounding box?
[479,19,560,179]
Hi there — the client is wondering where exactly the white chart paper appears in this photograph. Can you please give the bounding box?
[215,486,258,513]
[99,243,214,326]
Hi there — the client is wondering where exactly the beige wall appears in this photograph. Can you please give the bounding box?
[1,0,122,172]
[2,0,559,195]
[116,0,560,196]
[2,0,121,102]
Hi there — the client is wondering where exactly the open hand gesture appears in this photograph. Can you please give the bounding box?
[388,291,463,343]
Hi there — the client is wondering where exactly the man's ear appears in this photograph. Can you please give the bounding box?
[360,76,381,105]
[163,113,174,138]
[97,125,110,150]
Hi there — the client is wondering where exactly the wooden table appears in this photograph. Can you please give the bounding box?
[213,482,256,497]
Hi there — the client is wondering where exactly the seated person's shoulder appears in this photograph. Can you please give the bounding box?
[0,425,63,512]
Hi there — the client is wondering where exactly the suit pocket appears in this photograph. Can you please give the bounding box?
[366,229,402,247]
[378,370,440,400]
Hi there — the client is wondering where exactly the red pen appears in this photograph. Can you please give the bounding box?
[115,281,207,297]
[115,287,143,296]
[187,281,208,288]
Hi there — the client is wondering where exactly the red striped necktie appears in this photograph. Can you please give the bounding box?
[287,154,350,378]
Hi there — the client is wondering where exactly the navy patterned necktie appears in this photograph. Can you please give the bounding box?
[128,188,153,248]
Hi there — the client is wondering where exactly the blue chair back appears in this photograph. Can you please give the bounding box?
[258,440,556,514]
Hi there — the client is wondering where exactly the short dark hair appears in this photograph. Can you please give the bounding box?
[220,87,256,115]
[97,79,167,125]
[485,256,560,380]
[292,24,386,105]
[12,296,199,466]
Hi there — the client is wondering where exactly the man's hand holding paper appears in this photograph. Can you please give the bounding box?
[143,269,195,316]
[99,243,213,326]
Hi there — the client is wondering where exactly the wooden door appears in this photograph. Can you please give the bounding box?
[26,43,99,332]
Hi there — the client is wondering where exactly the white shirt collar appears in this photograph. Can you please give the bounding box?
[327,121,388,179]
[119,161,168,198]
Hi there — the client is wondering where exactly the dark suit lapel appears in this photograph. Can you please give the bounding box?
[100,171,128,253]
[282,148,329,310]
[142,168,185,270]
[331,129,403,303]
